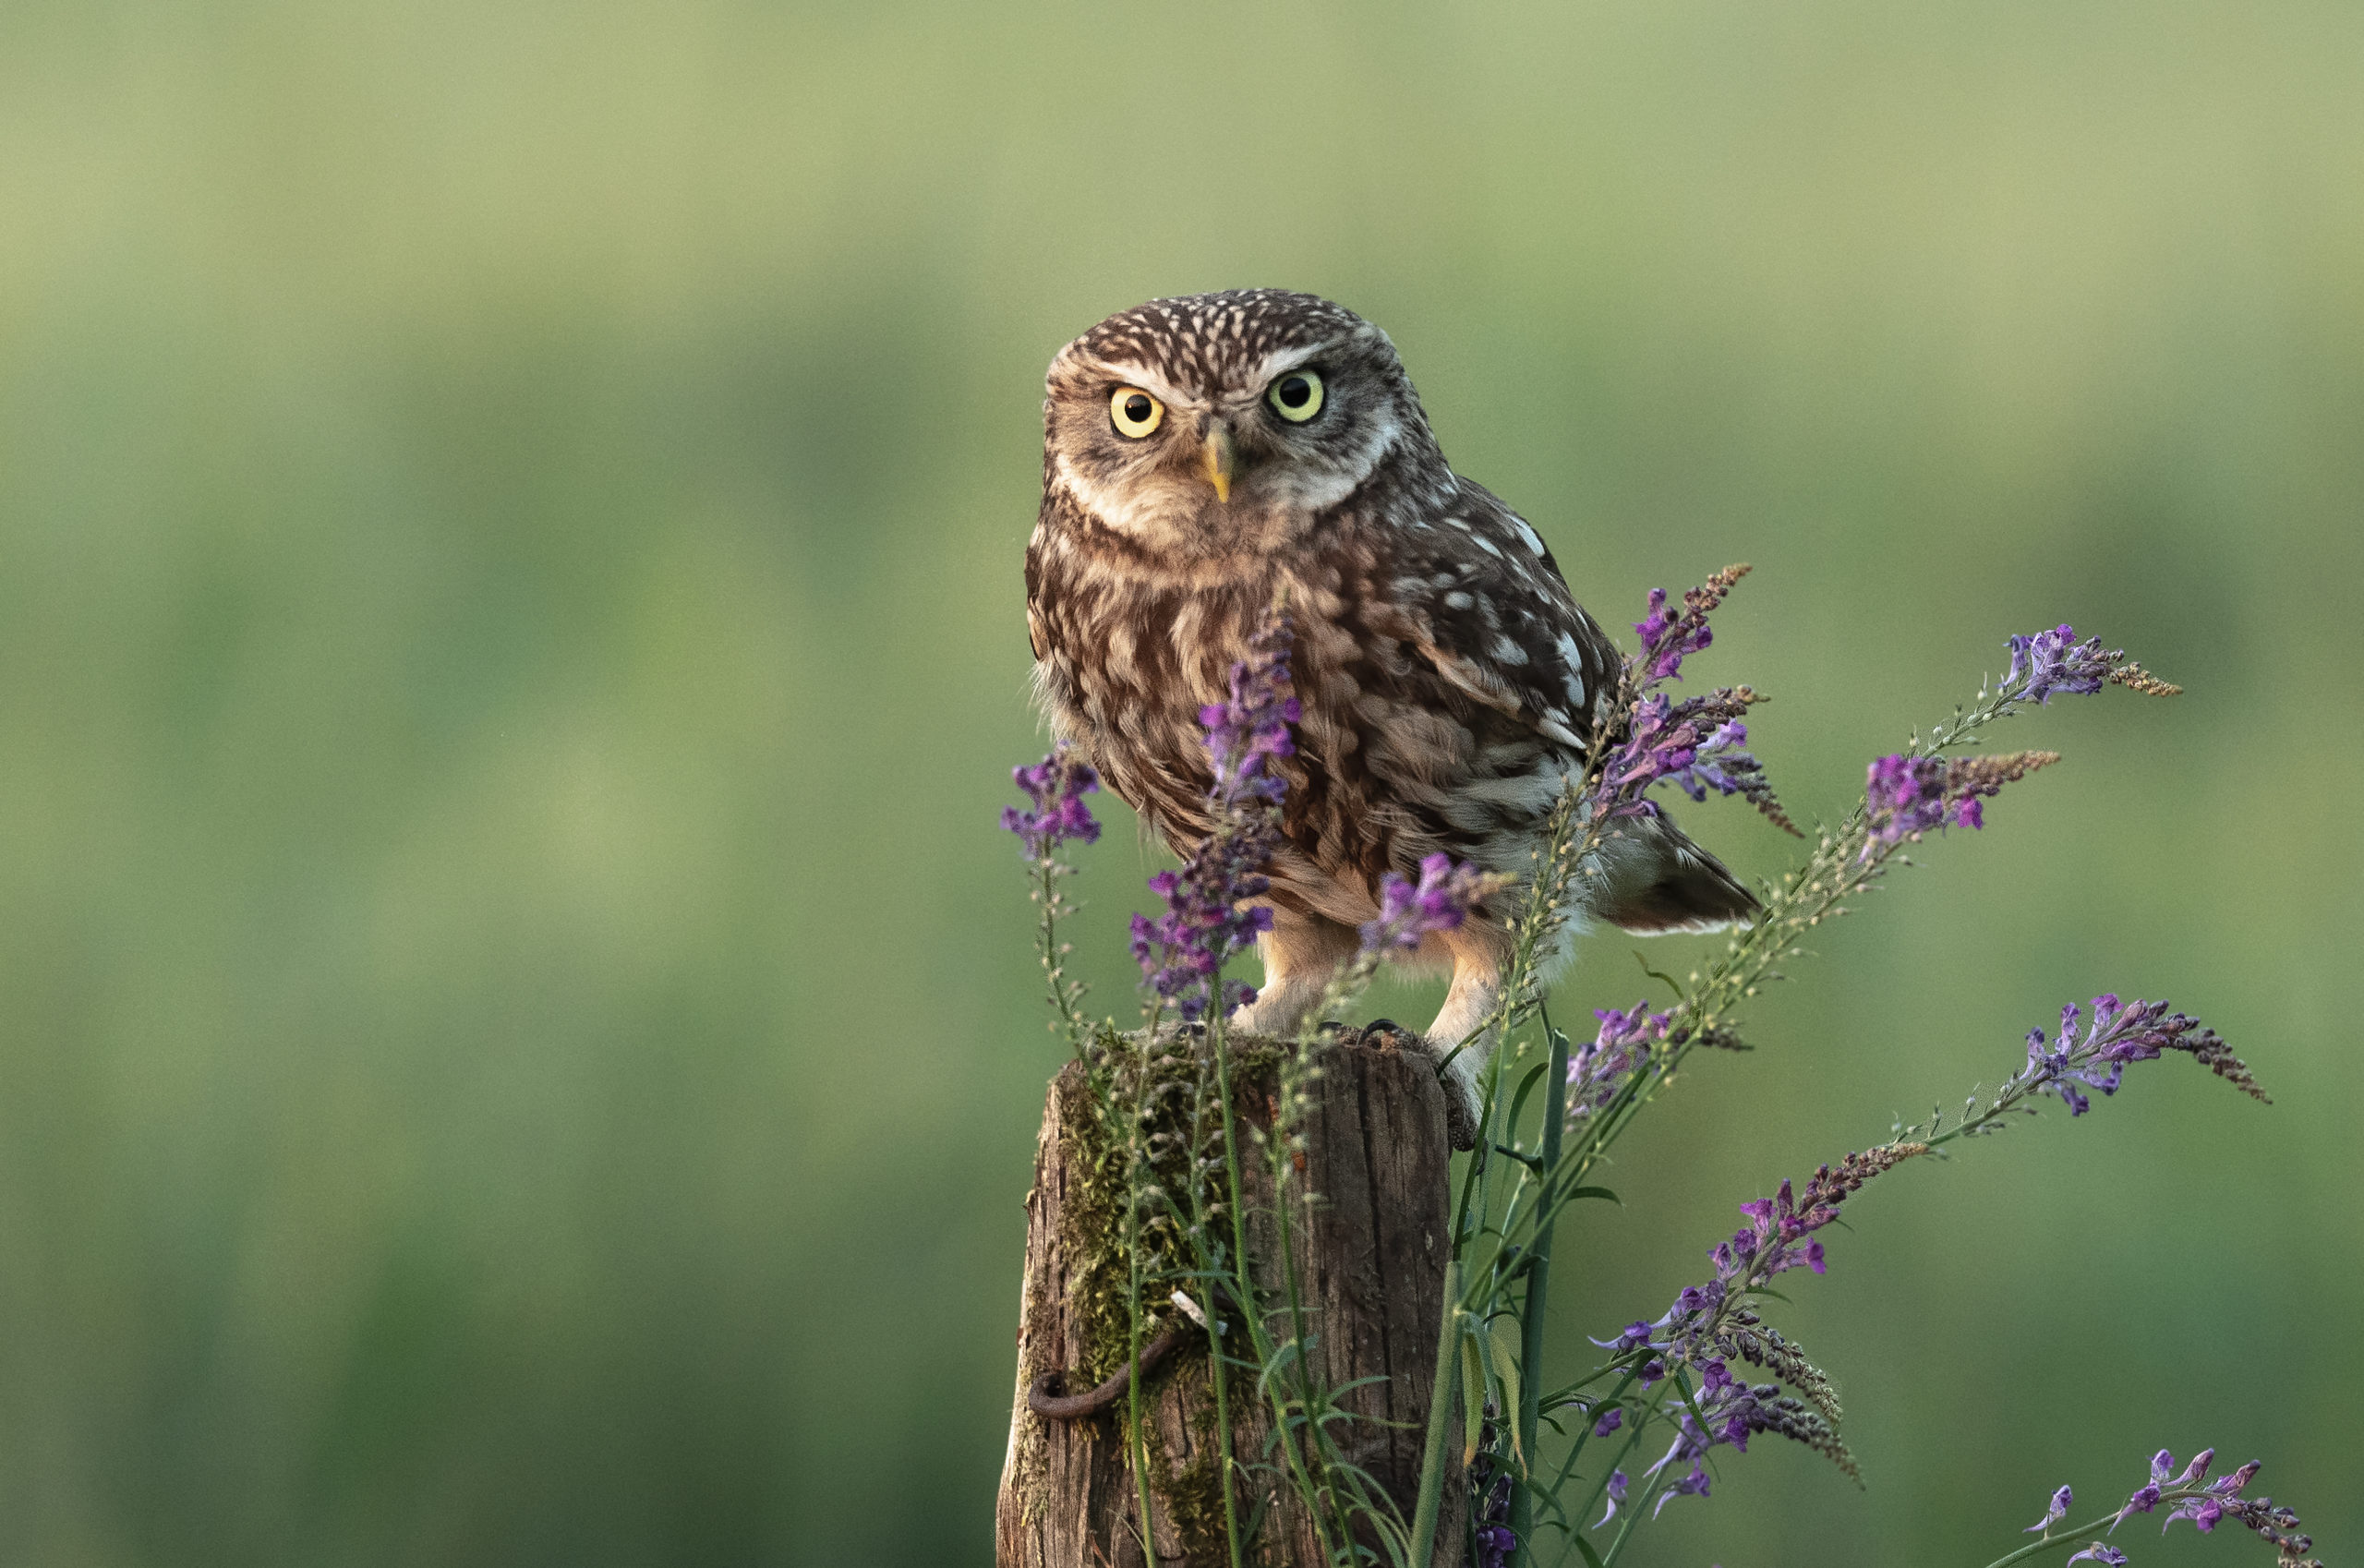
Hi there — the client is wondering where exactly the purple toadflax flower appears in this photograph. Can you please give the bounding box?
[2006,623,2180,705]
[2028,1484,2073,1533]
[1863,750,2057,855]
[2064,1546,2128,1565]
[1595,568,1800,836]
[1593,1468,1630,1529]
[1002,743,1102,862]
[1630,565,1749,685]
[2007,624,2117,703]
[2103,1447,2317,1562]
[2017,996,2267,1117]
[1585,1143,1927,1516]
[1360,852,1507,954]
[1566,1001,1671,1122]
[1601,695,1790,827]
[1128,609,1298,1019]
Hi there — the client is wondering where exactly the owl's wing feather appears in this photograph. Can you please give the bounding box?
[1388,479,1623,758]
[1382,480,1757,930]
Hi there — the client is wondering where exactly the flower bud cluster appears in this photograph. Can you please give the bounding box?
[1001,743,1103,862]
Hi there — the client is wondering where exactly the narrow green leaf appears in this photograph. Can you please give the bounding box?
[1460,1327,1487,1465]
[1567,1186,1622,1205]
[1486,1314,1526,1471]
[1505,1060,1550,1131]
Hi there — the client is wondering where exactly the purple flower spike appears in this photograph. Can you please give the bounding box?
[2004,623,2181,703]
[2008,624,2115,703]
[1361,852,1505,953]
[1593,1407,1623,1438]
[1199,618,1302,809]
[1630,565,1748,685]
[1598,692,1797,835]
[1002,743,1102,861]
[1863,750,2056,857]
[1565,1001,1672,1122]
[2021,998,2268,1118]
[2065,1547,2128,1565]
[1865,754,1949,845]
[1128,609,1299,1019]
[2028,1484,2073,1533]
[2099,1445,2308,1555]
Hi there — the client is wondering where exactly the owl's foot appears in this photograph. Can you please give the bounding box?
[1357,1019,1479,1152]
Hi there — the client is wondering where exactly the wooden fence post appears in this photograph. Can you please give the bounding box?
[995,1035,1465,1567]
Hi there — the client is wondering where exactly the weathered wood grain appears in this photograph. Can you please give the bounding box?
[995,1037,1464,1567]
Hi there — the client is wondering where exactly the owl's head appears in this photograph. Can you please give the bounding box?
[1042,290,1438,558]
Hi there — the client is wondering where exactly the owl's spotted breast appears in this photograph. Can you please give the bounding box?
[1028,471,1609,927]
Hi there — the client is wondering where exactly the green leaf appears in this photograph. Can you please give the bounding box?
[1505,1060,1550,1130]
[1567,1186,1622,1206]
[1571,1532,1610,1568]
[1459,1324,1487,1465]
[1486,1314,1526,1472]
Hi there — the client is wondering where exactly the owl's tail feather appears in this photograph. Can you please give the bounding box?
[1601,832,1759,935]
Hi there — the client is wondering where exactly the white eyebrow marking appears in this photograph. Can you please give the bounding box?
[1248,336,1352,385]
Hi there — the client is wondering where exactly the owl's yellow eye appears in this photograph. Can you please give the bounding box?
[1109,387,1164,439]
[1268,369,1324,423]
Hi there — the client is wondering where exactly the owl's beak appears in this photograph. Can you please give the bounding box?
[1200,424,1237,504]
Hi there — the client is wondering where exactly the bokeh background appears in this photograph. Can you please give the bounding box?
[2,2,2358,1563]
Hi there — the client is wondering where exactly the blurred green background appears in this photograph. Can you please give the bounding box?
[1,2,2358,1563]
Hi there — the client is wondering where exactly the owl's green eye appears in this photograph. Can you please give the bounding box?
[1110,387,1164,439]
[1269,369,1324,423]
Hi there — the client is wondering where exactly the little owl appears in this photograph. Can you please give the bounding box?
[1024,290,1755,1131]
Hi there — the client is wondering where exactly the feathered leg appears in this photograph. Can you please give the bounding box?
[1231,905,1363,1039]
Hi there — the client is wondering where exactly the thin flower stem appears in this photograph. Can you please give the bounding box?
[1508,1018,1570,1568]
[1537,1370,1644,1552]
[1184,1034,1248,1568]
[1597,1371,1716,1567]
[1123,1050,1158,1556]
[1974,1519,2128,1568]
[1407,1258,1462,1568]
[1545,1372,1687,1568]
[1972,1506,2185,1568]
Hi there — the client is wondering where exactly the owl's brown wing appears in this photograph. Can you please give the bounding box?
[1382,478,1622,759]
[1383,479,1757,932]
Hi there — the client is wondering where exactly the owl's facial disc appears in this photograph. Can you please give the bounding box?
[1042,301,1430,563]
